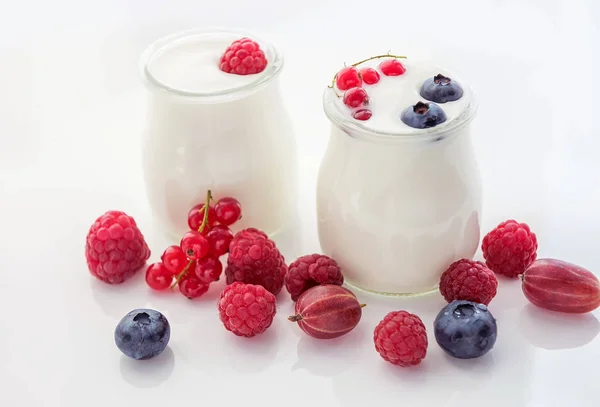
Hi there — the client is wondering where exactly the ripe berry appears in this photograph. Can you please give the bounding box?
[214,197,242,226]
[335,66,362,90]
[145,262,173,291]
[218,282,277,337]
[343,87,369,108]
[352,109,372,121]
[225,228,287,295]
[85,210,150,284]
[160,245,188,275]
[439,259,498,305]
[219,37,267,75]
[178,276,209,299]
[180,231,210,260]
[285,254,344,301]
[433,300,497,359]
[194,256,223,284]
[420,74,464,103]
[359,67,380,85]
[401,101,447,129]
[379,59,406,76]
[114,309,170,360]
[207,225,234,257]
[374,311,428,367]
[482,219,538,278]
[187,204,217,232]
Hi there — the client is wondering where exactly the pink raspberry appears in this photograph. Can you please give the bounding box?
[439,259,498,305]
[218,282,277,337]
[482,219,538,278]
[374,311,428,367]
[225,228,287,295]
[285,254,344,301]
[85,211,150,284]
[219,37,267,75]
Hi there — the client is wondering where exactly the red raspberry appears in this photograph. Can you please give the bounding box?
[284,254,344,301]
[218,282,277,337]
[439,259,498,305]
[374,311,428,367]
[482,219,538,278]
[85,211,150,284]
[219,37,267,75]
[225,228,287,295]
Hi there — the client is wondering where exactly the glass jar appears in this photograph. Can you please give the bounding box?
[317,86,481,296]
[139,28,297,239]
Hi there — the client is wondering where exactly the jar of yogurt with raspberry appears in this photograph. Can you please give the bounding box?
[140,28,297,238]
[317,55,481,295]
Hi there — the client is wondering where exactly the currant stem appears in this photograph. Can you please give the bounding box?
[170,259,195,290]
[328,53,407,88]
[198,189,213,233]
[288,314,303,322]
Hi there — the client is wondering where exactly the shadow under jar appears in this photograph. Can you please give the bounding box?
[139,28,297,239]
[317,75,481,296]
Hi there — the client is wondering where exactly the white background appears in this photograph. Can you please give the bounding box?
[1,0,599,406]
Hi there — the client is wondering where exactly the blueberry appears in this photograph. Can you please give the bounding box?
[400,101,447,129]
[433,300,497,359]
[114,309,170,360]
[420,73,464,103]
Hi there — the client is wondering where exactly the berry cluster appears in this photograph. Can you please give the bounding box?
[332,54,407,121]
[145,190,242,299]
[218,37,267,76]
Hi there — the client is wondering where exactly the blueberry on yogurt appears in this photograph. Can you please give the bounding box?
[114,308,170,360]
[401,101,447,129]
[420,73,464,103]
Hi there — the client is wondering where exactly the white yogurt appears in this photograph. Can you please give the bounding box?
[140,29,297,239]
[318,57,481,295]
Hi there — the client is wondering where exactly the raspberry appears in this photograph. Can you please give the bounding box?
[482,219,538,278]
[284,254,344,301]
[439,259,498,305]
[219,37,267,75]
[218,282,277,337]
[373,311,428,367]
[225,228,287,295]
[85,211,150,284]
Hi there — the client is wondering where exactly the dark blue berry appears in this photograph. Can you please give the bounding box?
[114,309,170,360]
[420,74,464,103]
[433,300,497,359]
[401,101,447,129]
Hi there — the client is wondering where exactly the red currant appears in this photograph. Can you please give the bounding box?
[359,67,380,85]
[180,231,210,259]
[178,277,209,299]
[335,67,362,90]
[343,87,369,108]
[145,262,173,290]
[194,256,223,284]
[207,225,234,257]
[379,59,406,76]
[214,197,242,226]
[160,245,188,274]
[353,109,372,121]
[187,203,217,231]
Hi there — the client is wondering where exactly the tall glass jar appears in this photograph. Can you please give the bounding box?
[317,84,481,296]
[139,28,297,239]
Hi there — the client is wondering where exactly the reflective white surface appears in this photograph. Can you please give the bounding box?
[1,0,599,406]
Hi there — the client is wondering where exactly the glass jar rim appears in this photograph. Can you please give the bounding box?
[322,69,478,142]
[139,27,283,101]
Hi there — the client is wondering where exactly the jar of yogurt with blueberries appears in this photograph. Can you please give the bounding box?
[317,55,481,296]
[139,28,297,239]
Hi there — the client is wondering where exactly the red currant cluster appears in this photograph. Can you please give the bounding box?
[332,54,407,121]
[145,190,242,299]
